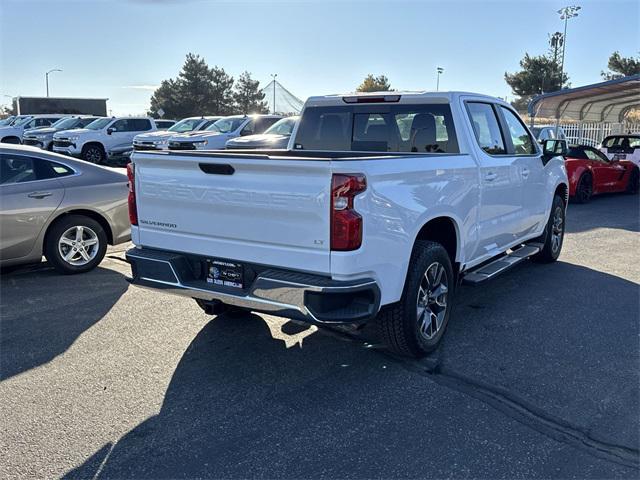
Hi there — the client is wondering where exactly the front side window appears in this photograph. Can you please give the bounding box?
[466,102,506,155]
[500,106,536,155]
[294,104,458,153]
[110,119,152,132]
[240,120,255,135]
[254,117,280,134]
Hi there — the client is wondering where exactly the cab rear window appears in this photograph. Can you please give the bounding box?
[294,104,459,153]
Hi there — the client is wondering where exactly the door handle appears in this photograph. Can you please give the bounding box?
[27,191,53,199]
[522,168,530,179]
[485,172,497,182]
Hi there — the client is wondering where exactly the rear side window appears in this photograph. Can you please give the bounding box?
[466,102,506,155]
[0,155,73,184]
[499,106,536,155]
[294,104,459,153]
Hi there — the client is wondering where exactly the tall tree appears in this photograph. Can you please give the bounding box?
[148,53,235,118]
[233,71,268,114]
[356,74,393,92]
[148,79,182,118]
[601,51,640,80]
[209,66,235,115]
[504,53,568,112]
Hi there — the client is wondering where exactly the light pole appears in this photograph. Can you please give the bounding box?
[557,5,580,90]
[45,68,62,97]
[270,74,277,114]
[436,67,444,91]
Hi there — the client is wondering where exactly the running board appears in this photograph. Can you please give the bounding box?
[462,243,543,285]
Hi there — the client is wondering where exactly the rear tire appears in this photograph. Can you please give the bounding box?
[81,144,106,164]
[532,194,565,264]
[377,240,454,358]
[44,215,108,274]
[626,168,639,195]
[574,173,592,203]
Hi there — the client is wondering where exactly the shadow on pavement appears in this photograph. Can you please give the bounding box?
[65,261,638,479]
[0,265,128,381]
[565,193,639,234]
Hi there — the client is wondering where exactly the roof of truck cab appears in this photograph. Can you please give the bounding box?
[305,91,506,106]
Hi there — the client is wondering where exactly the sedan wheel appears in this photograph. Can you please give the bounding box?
[45,215,108,274]
[58,226,100,266]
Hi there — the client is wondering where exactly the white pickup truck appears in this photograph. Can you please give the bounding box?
[126,91,569,357]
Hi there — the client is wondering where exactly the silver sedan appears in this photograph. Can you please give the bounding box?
[1,145,130,273]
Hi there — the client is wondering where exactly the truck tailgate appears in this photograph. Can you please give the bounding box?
[134,153,331,274]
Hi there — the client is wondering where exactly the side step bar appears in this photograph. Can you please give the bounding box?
[462,243,543,285]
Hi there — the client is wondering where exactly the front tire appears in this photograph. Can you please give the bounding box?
[44,215,108,274]
[81,144,106,164]
[574,173,592,203]
[626,168,639,194]
[377,240,454,358]
[532,194,566,264]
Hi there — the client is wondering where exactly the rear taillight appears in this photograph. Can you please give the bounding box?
[126,163,138,226]
[331,174,366,251]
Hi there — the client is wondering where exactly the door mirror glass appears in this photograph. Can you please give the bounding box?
[542,139,567,157]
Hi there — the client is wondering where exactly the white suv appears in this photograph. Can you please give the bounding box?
[167,115,282,151]
[133,116,221,151]
[0,114,65,144]
[53,117,157,164]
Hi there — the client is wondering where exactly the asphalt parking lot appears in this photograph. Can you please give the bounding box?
[1,194,638,479]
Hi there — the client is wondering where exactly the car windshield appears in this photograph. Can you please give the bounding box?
[264,117,298,136]
[603,136,640,148]
[11,116,33,127]
[51,117,80,130]
[0,116,15,126]
[168,118,204,133]
[85,118,112,130]
[206,117,246,133]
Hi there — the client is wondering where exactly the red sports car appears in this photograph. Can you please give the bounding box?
[565,145,639,203]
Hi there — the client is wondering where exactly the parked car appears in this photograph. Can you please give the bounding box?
[0,114,65,144]
[22,116,102,150]
[565,145,639,203]
[133,116,221,151]
[599,134,640,168]
[530,125,566,143]
[168,114,282,150]
[0,145,131,273]
[126,91,569,358]
[226,116,299,149]
[154,119,177,130]
[52,117,157,164]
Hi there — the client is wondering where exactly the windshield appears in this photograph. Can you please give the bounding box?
[265,117,298,136]
[11,116,33,127]
[169,118,204,133]
[85,118,112,130]
[51,117,80,130]
[206,117,246,134]
[0,116,15,126]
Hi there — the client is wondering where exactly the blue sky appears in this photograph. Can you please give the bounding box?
[1,0,638,115]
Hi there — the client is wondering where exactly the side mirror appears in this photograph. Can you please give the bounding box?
[542,139,568,160]
[107,127,115,135]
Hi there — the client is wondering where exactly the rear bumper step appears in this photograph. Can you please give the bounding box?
[125,247,380,325]
[462,243,542,285]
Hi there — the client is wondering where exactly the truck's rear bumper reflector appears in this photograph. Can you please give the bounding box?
[125,247,380,324]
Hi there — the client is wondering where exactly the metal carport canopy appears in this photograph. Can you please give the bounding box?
[528,74,640,123]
